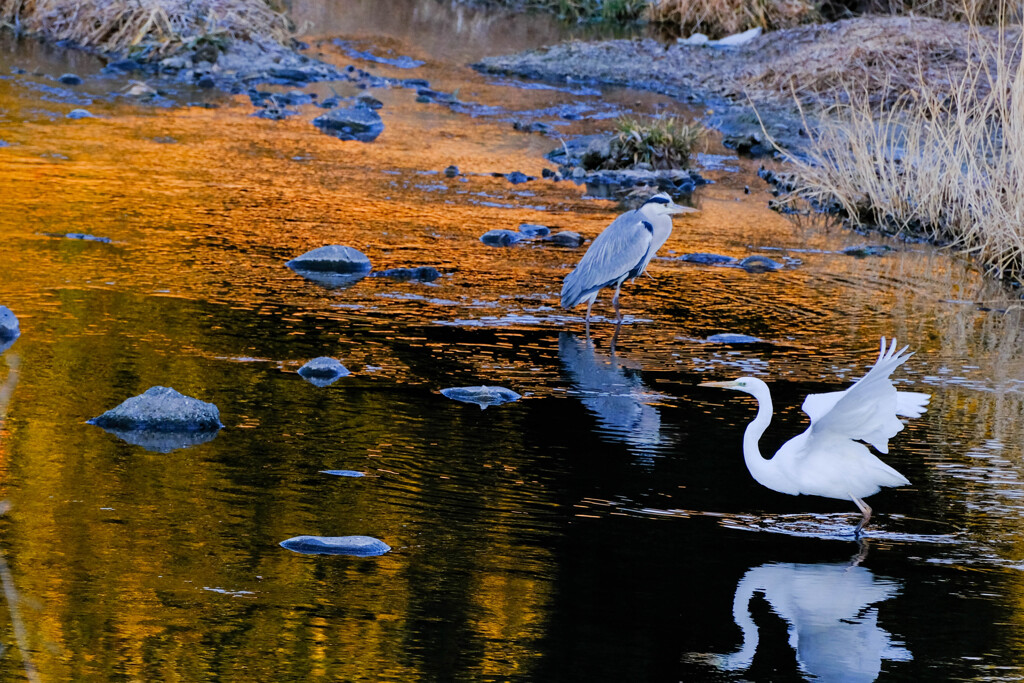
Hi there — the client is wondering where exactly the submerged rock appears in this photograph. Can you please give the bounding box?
[298,357,350,386]
[312,106,384,142]
[441,385,522,409]
[280,535,391,556]
[679,252,735,265]
[287,245,371,274]
[480,229,522,247]
[67,109,93,119]
[739,255,784,272]
[95,428,220,454]
[370,266,441,282]
[320,470,366,477]
[706,333,762,344]
[518,223,551,238]
[841,244,892,257]
[545,231,585,247]
[88,386,223,432]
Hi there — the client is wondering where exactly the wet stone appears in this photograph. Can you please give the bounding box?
[370,266,441,282]
[545,231,585,247]
[312,106,384,142]
[67,109,93,119]
[842,245,893,258]
[480,229,522,247]
[444,165,460,178]
[280,535,391,556]
[88,386,224,433]
[505,171,534,184]
[518,223,550,238]
[297,357,350,387]
[320,470,366,477]
[706,333,763,344]
[739,255,784,272]
[355,94,383,109]
[679,253,735,265]
[287,245,371,273]
[63,232,111,243]
[441,385,522,409]
[58,73,82,85]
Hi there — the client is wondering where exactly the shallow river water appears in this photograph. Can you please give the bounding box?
[3,2,1024,680]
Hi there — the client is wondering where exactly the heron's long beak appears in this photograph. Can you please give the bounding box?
[699,380,736,388]
[667,201,698,215]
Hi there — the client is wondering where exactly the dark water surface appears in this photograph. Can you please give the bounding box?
[2,2,1024,680]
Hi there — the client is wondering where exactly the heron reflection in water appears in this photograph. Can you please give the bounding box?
[712,556,912,681]
[558,332,668,463]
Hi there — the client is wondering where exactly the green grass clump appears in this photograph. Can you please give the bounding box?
[604,116,704,170]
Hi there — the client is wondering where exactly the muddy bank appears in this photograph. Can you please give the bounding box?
[474,16,1012,158]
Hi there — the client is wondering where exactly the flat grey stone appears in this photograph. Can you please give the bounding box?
[679,252,735,265]
[739,255,783,272]
[370,266,441,282]
[545,231,584,247]
[441,385,521,409]
[320,470,366,477]
[518,223,551,238]
[287,245,371,274]
[312,106,384,142]
[88,386,223,432]
[706,333,762,344]
[480,229,522,247]
[298,357,350,386]
[280,535,391,556]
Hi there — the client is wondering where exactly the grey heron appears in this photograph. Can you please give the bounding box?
[560,192,691,332]
[699,337,930,535]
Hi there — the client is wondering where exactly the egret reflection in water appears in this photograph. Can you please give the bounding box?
[713,559,912,681]
[558,332,667,462]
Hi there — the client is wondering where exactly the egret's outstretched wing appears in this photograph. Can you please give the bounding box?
[804,338,927,454]
[561,210,653,308]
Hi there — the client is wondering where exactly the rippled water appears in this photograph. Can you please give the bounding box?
[2,2,1024,680]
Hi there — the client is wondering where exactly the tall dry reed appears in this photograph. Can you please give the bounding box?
[776,21,1024,283]
[0,0,292,56]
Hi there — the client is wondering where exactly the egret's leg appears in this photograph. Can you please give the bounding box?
[851,495,872,536]
[848,537,870,569]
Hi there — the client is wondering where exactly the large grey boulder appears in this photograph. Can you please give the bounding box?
[287,245,371,273]
[88,386,223,432]
[297,357,350,387]
[312,106,384,142]
[441,386,521,409]
[280,535,391,556]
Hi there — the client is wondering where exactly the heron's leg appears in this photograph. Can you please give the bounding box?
[851,495,872,537]
[612,282,623,323]
[584,298,594,338]
[610,318,621,357]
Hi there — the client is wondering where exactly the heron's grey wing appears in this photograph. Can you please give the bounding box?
[561,211,653,308]
[807,338,928,454]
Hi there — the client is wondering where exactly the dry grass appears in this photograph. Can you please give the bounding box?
[648,0,818,38]
[0,0,292,57]
[774,22,1024,283]
[605,116,705,169]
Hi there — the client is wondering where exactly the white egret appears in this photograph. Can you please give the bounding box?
[700,337,929,535]
[560,193,692,332]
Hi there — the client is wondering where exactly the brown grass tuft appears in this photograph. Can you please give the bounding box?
[0,0,293,57]
[773,21,1024,283]
[648,0,819,39]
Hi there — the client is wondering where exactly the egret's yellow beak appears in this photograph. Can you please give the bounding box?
[699,380,736,388]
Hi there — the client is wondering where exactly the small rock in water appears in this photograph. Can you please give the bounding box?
[280,535,391,556]
[312,106,384,142]
[67,109,94,119]
[545,231,584,247]
[441,385,521,409]
[370,266,441,282]
[355,94,383,110]
[64,232,112,243]
[505,171,534,184]
[320,470,366,477]
[706,333,762,344]
[443,165,460,178]
[480,229,522,247]
[287,245,371,274]
[739,255,783,272]
[0,306,19,341]
[58,73,82,85]
[518,223,551,238]
[88,386,224,432]
[297,357,350,386]
[841,244,892,258]
[679,253,735,265]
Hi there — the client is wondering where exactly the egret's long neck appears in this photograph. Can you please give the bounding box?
[742,385,783,491]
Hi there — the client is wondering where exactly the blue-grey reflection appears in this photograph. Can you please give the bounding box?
[558,332,667,462]
[715,560,912,681]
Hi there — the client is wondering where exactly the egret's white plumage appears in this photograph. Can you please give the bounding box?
[700,337,929,534]
[561,192,691,330]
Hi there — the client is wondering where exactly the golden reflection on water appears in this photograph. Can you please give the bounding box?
[3,10,1024,680]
